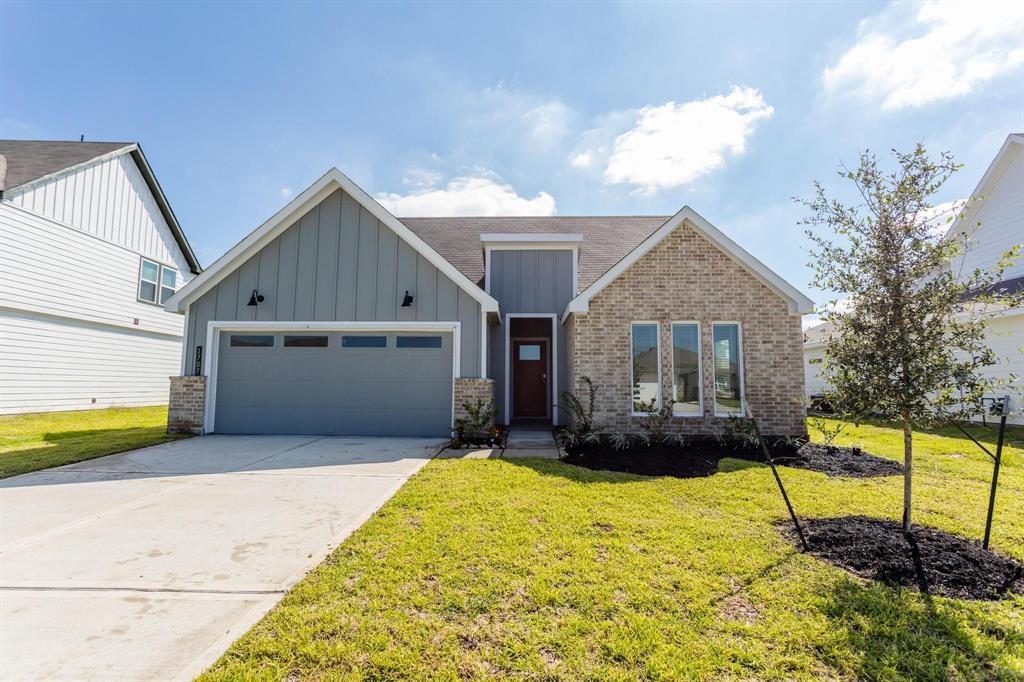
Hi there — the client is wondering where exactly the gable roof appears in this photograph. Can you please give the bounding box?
[164,168,500,314]
[943,133,1024,241]
[0,139,201,274]
[564,206,814,320]
[402,216,669,290]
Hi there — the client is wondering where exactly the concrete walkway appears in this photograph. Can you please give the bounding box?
[0,435,442,681]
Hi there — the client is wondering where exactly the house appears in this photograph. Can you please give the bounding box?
[803,133,1024,425]
[0,140,200,414]
[164,168,813,437]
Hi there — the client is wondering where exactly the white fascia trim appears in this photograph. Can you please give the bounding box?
[165,168,499,314]
[201,320,461,434]
[481,233,584,243]
[561,207,815,322]
[942,134,1024,241]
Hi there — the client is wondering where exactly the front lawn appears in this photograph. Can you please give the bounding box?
[203,418,1023,680]
[0,406,188,478]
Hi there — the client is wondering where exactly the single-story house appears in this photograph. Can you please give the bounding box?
[165,168,812,437]
[0,140,200,414]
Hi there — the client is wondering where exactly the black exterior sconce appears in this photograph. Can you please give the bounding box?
[401,290,414,307]
[247,289,265,306]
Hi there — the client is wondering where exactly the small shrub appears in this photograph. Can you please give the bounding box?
[561,376,600,435]
[727,415,762,451]
[453,399,500,447]
[808,416,847,448]
[662,432,689,449]
[635,432,651,448]
[636,397,673,443]
[609,433,632,451]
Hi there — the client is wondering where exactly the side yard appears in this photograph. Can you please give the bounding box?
[202,418,1024,680]
[0,406,187,479]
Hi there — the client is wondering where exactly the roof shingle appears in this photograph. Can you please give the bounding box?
[0,140,133,191]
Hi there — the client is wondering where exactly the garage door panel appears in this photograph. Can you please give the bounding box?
[214,330,454,436]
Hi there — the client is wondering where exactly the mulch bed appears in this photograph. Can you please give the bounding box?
[781,515,1023,601]
[560,437,902,479]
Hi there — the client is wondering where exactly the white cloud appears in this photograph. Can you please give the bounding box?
[570,151,594,168]
[915,199,966,237]
[823,1,1024,110]
[603,86,774,194]
[523,101,571,142]
[280,187,293,198]
[376,172,557,217]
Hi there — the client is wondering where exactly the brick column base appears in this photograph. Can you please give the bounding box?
[168,376,206,434]
[454,378,496,427]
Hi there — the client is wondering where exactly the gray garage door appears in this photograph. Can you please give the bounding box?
[213,330,453,436]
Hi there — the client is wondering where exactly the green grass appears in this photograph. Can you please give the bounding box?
[0,406,188,478]
[203,418,1024,681]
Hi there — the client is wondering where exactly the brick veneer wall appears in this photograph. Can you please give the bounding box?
[168,376,206,434]
[454,378,496,427]
[568,222,807,437]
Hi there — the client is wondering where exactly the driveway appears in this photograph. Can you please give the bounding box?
[0,435,442,681]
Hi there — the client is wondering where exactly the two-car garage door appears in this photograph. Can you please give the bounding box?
[213,330,453,437]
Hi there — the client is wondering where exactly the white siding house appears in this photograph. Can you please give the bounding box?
[0,141,200,414]
[804,134,1024,424]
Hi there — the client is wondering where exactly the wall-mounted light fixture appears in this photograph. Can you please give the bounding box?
[247,289,265,306]
[401,290,414,307]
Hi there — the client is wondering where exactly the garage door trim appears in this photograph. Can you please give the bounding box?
[202,320,461,434]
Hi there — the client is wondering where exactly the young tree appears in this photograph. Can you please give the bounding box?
[799,145,1021,533]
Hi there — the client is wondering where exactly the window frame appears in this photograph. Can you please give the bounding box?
[670,321,703,417]
[711,321,745,417]
[629,321,662,416]
[137,256,178,307]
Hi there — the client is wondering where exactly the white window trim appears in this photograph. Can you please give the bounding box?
[138,256,178,306]
[503,313,559,426]
[670,321,703,417]
[202,320,461,434]
[712,321,745,417]
[629,321,662,416]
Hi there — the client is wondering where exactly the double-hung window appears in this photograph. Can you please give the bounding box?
[671,322,702,416]
[630,322,661,414]
[138,258,178,305]
[712,323,744,415]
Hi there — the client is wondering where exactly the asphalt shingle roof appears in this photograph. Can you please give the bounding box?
[0,140,133,191]
[400,215,671,289]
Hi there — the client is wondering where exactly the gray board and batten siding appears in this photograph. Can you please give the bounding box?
[184,188,483,377]
[487,249,574,424]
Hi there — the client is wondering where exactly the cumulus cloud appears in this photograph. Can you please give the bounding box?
[603,86,774,194]
[523,101,572,142]
[823,1,1024,110]
[376,172,557,217]
[280,187,293,198]
[570,151,594,168]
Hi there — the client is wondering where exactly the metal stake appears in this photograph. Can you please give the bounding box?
[983,413,1007,550]
[744,404,809,551]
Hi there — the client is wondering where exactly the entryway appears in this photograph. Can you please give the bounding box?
[507,316,556,423]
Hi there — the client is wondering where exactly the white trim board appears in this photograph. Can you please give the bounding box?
[562,207,814,321]
[165,168,499,314]
[942,134,1024,241]
[503,313,559,426]
[201,320,461,434]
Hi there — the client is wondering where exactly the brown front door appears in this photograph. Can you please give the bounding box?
[512,339,548,419]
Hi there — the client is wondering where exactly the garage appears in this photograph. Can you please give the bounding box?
[211,329,454,436]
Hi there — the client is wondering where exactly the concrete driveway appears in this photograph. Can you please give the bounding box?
[0,435,442,681]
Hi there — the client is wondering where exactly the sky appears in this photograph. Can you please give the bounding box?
[2,0,1022,321]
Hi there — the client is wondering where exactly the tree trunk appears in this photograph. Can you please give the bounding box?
[902,418,913,534]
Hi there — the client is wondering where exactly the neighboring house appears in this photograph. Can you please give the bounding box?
[803,133,1024,425]
[0,140,200,414]
[164,168,813,438]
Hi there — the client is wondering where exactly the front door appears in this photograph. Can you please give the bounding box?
[512,339,548,419]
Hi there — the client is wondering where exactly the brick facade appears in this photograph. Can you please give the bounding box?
[567,223,806,437]
[168,376,206,434]
[454,378,497,427]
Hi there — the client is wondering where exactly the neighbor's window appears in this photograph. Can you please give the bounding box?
[712,323,743,415]
[230,335,274,348]
[138,258,178,305]
[671,323,701,416]
[341,335,387,348]
[284,335,328,348]
[396,336,443,349]
[631,323,660,413]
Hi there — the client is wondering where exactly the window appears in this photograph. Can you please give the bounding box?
[230,335,274,348]
[138,258,178,305]
[518,344,541,361]
[671,323,701,416]
[396,335,443,349]
[342,335,387,348]
[630,323,660,413]
[712,323,743,415]
[284,335,328,348]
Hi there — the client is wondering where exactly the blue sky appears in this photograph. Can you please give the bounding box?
[2,1,1022,314]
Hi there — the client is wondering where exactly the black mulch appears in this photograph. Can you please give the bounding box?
[560,437,902,479]
[781,515,1023,601]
